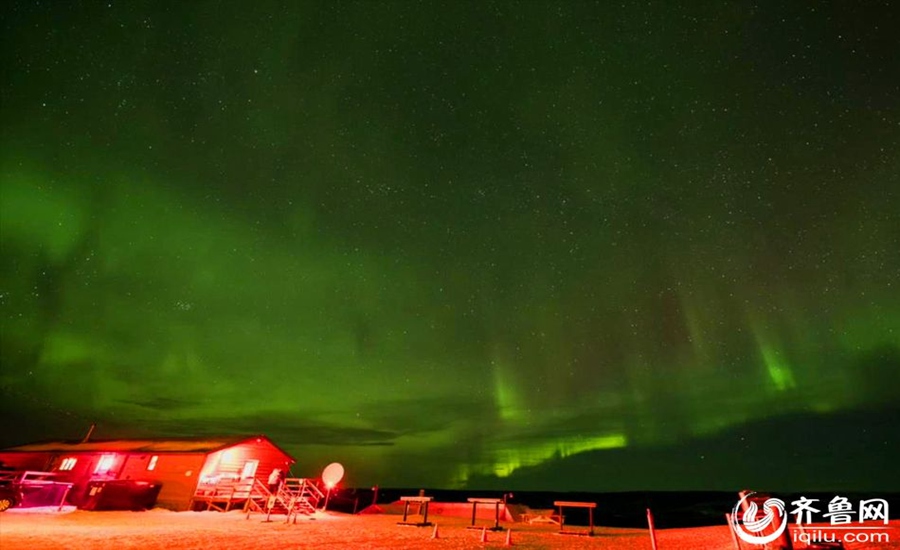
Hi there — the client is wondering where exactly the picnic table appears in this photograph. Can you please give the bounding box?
[466,497,504,531]
[397,496,433,527]
[553,500,597,536]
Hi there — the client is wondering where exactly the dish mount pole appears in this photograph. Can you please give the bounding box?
[81,423,96,443]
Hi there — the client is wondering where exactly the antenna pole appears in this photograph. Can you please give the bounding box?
[81,423,96,443]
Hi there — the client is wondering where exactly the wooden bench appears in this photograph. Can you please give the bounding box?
[397,496,433,527]
[521,508,562,525]
[554,501,597,536]
[466,497,504,531]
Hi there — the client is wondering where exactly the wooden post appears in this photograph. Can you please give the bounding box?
[57,484,73,512]
[290,496,299,524]
[647,508,658,550]
[264,496,274,522]
[726,513,742,550]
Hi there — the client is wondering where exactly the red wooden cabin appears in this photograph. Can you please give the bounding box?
[0,435,295,510]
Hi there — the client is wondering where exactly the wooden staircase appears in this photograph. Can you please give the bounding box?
[240,477,325,522]
[192,476,324,521]
[281,478,325,522]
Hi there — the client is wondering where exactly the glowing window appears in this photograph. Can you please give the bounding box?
[240,460,258,479]
[147,455,158,471]
[94,455,115,474]
[59,457,77,471]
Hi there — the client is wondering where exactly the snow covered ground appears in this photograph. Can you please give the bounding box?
[1,507,897,549]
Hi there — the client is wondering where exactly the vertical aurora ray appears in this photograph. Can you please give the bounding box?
[490,354,524,423]
[759,343,796,392]
[747,312,797,393]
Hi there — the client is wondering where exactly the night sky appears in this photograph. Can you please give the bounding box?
[1,2,898,493]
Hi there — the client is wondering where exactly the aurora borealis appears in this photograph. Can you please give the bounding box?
[1,2,898,492]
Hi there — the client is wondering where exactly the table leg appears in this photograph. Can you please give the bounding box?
[402,501,410,522]
[494,502,500,529]
[558,504,564,533]
[589,507,594,536]
[471,502,477,526]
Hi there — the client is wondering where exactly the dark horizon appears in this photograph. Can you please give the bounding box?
[2,2,898,493]
[2,402,897,493]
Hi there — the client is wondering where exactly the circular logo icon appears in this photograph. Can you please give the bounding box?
[730,492,788,545]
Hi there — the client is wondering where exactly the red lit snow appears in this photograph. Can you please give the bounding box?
[2,507,898,549]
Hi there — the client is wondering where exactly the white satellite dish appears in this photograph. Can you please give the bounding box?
[322,462,344,488]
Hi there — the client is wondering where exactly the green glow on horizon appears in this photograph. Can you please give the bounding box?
[447,432,629,484]
[491,433,628,478]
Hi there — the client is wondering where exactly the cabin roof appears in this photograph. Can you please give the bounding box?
[2,435,293,458]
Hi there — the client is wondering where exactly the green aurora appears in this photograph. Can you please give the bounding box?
[1,2,898,491]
